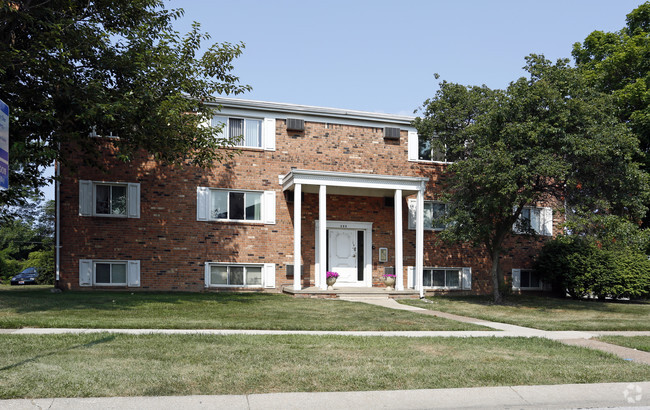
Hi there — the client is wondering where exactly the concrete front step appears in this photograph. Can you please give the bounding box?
[282,286,420,299]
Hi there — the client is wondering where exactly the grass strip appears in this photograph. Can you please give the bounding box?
[0,286,484,331]
[596,336,650,352]
[1,333,648,399]
[398,295,650,331]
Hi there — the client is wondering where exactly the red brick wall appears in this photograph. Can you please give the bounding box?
[57,118,559,293]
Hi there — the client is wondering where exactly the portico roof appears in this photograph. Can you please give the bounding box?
[281,169,428,197]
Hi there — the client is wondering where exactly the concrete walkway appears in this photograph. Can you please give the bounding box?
[2,382,649,409]
[343,297,650,365]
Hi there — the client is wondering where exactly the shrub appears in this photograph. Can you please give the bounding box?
[534,235,650,300]
[0,256,22,284]
[593,251,650,300]
[533,236,608,298]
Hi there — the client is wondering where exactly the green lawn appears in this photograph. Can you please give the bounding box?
[398,295,650,331]
[597,336,650,352]
[0,333,648,399]
[0,286,484,331]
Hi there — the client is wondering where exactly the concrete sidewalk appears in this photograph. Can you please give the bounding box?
[2,382,649,409]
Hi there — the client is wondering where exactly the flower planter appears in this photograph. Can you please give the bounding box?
[383,275,396,290]
[326,271,339,290]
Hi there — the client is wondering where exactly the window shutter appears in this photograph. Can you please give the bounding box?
[264,263,276,288]
[542,207,553,236]
[79,259,93,287]
[512,269,521,289]
[263,190,276,224]
[204,263,210,288]
[127,183,140,218]
[79,180,93,216]
[407,131,418,161]
[407,266,415,289]
[127,260,141,287]
[263,117,276,151]
[407,198,417,230]
[542,280,552,291]
[197,187,210,221]
[462,267,472,290]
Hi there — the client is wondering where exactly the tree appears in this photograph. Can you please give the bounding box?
[0,0,251,210]
[0,198,54,282]
[413,55,649,303]
[573,2,650,216]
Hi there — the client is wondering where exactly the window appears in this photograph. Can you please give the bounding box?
[79,180,140,218]
[421,267,472,290]
[423,268,461,288]
[95,184,127,216]
[213,116,263,148]
[197,188,275,224]
[211,190,262,221]
[205,263,275,288]
[95,261,127,285]
[512,268,542,290]
[418,135,446,162]
[408,199,448,230]
[78,259,140,287]
[514,207,553,236]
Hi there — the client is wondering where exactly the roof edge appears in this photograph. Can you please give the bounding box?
[208,97,416,125]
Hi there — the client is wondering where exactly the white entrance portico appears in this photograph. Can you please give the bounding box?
[281,169,428,296]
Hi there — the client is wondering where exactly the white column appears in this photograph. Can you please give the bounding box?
[416,185,425,298]
[394,189,404,291]
[319,185,327,289]
[293,184,302,291]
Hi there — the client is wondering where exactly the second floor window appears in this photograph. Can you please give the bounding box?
[211,190,262,221]
[418,135,446,162]
[408,199,448,230]
[212,116,262,148]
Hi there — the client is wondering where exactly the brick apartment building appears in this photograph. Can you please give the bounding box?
[55,97,556,295]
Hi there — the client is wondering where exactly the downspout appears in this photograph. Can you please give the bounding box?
[55,159,61,286]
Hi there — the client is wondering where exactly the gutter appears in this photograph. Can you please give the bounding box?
[55,159,60,284]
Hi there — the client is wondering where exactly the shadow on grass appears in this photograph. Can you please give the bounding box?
[0,335,115,371]
[0,287,290,314]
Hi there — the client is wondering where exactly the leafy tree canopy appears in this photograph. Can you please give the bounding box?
[572,2,650,170]
[0,0,251,208]
[413,55,649,302]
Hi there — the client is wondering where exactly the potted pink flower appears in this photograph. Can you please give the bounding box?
[326,271,339,290]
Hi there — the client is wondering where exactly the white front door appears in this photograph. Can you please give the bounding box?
[328,229,359,285]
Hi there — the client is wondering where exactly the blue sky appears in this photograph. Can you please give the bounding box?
[167,0,645,115]
[41,0,645,200]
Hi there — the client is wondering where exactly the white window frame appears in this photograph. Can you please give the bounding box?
[408,199,448,231]
[197,187,275,224]
[93,261,128,286]
[79,180,140,218]
[93,183,128,217]
[423,267,462,289]
[211,188,262,222]
[514,206,553,236]
[204,262,275,288]
[213,115,263,149]
[512,268,543,290]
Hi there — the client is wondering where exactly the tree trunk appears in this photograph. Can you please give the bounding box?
[490,248,502,304]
